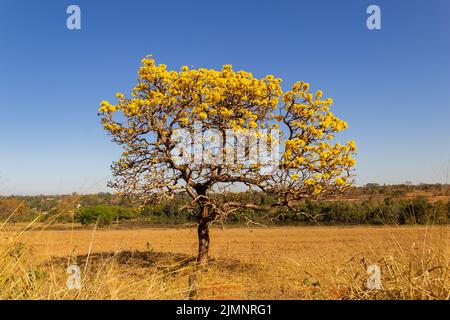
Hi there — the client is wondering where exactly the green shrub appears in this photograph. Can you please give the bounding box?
[75,205,137,226]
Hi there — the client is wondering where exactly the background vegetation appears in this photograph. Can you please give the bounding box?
[1,184,449,226]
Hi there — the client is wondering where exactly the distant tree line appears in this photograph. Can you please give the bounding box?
[0,184,449,226]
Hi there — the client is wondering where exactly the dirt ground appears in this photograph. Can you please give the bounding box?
[1,224,448,299]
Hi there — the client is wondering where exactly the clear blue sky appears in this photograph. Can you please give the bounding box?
[0,0,449,195]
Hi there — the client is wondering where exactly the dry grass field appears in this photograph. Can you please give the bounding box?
[0,223,448,300]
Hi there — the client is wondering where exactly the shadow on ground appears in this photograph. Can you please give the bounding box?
[45,250,254,274]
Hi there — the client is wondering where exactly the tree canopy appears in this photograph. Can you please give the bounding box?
[100,55,356,212]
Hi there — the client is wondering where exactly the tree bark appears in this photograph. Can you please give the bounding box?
[197,216,209,267]
[197,206,210,266]
[188,203,211,299]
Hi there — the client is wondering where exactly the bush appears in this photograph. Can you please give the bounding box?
[274,198,449,226]
[75,205,137,226]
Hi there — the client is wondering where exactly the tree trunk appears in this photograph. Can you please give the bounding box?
[197,217,210,266]
[188,204,210,299]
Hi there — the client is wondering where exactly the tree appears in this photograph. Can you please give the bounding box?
[0,198,27,221]
[99,55,356,287]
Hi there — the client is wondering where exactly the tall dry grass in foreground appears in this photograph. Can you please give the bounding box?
[0,208,448,299]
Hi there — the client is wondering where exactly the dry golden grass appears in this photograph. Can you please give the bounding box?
[0,222,448,300]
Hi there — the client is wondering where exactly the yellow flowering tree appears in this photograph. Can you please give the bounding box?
[99,55,356,269]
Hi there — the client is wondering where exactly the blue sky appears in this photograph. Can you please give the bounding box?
[0,0,449,195]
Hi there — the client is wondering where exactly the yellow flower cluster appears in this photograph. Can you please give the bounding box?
[279,80,357,195]
[100,55,283,133]
[99,100,116,113]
